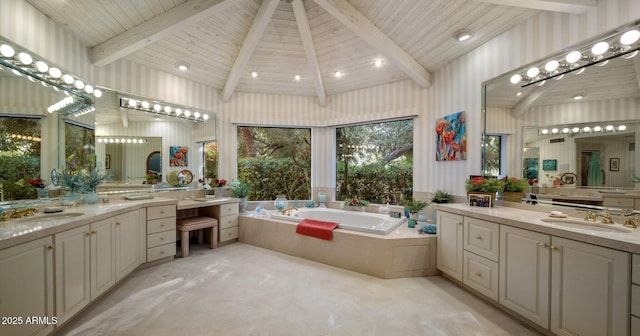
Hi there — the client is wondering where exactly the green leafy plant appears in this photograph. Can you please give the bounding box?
[230,180,250,198]
[431,189,452,204]
[76,167,106,192]
[504,177,529,192]
[465,176,504,192]
[345,197,369,207]
[404,198,429,213]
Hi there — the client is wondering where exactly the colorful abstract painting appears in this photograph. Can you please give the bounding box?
[435,111,466,161]
[169,146,188,167]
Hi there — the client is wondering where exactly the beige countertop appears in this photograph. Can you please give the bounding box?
[437,203,640,254]
[0,195,244,250]
[536,194,603,201]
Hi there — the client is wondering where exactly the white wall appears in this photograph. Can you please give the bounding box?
[2,0,640,197]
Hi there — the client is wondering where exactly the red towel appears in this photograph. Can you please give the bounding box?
[296,218,339,240]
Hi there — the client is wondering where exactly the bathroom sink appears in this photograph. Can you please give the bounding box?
[540,218,633,233]
[14,212,85,224]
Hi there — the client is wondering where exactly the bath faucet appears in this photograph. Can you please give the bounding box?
[584,211,597,222]
[595,210,614,224]
[280,206,298,216]
[623,211,639,228]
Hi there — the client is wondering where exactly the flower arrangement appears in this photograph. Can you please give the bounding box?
[28,178,45,188]
[345,197,369,207]
[465,176,504,193]
[504,177,529,192]
[76,167,106,192]
[527,178,538,186]
[214,178,227,187]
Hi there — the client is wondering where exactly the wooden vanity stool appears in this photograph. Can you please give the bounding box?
[176,216,218,257]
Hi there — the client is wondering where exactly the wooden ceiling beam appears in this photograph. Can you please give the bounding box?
[222,0,280,102]
[292,0,326,107]
[313,0,431,88]
[475,0,596,14]
[90,0,235,66]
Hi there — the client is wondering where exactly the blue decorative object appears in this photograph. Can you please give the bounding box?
[305,201,317,208]
[404,208,410,218]
[420,224,437,234]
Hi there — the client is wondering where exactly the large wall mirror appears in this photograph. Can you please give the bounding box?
[483,21,640,208]
[0,40,96,202]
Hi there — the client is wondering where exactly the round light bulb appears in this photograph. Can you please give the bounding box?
[128,99,137,107]
[48,67,62,78]
[583,126,591,132]
[194,112,201,119]
[526,67,540,78]
[294,74,301,81]
[35,61,48,73]
[545,60,559,72]
[373,59,383,67]
[153,104,161,111]
[164,106,172,113]
[93,89,103,98]
[562,128,570,133]
[141,101,150,108]
[593,126,602,132]
[591,41,609,56]
[16,52,32,65]
[334,71,343,78]
[541,129,549,135]
[551,128,559,134]
[184,110,191,117]
[618,125,627,131]
[510,74,522,84]
[605,125,614,131]
[175,108,182,116]
[74,80,84,90]
[572,127,580,133]
[84,85,94,94]
[203,114,209,120]
[620,30,640,45]
[62,74,74,84]
[0,44,15,58]
[566,51,582,63]
[250,71,258,78]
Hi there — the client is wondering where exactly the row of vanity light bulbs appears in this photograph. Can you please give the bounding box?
[97,137,148,144]
[538,124,627,136]
[510,28,640,85]
[0,42,103,98]
[120,97,209,121]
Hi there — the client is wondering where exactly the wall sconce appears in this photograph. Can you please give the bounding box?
[509,23,640,87]
[119,97,209,122]
[0,39,101,103]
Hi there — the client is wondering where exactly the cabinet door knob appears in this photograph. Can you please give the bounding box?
[47,245,55,251]
[116,221,121,226]
[91,230,97,235]
[539,243,548,248]
[160,210,164,214]
[457,222,462,225]
[550,246,560,252]
[86,232,92,237]
[474,272,482,278]
[160,237,164,241]
[160,250,164,255]
[475,235,483,240]
[160,223,165,227]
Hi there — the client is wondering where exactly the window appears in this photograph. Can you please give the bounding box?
[336,119,413,205]
[483,134,503,176]
[64,120,95,171]
[0,115,42,200]
[237,126,311,201]
[202,140,218,181]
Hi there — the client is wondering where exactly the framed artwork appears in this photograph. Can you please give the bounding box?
[105,154,111,169]
[468,193,492,207]
[169,146,188,167]
[610,158,620,171]
[542,159,557,171]
[435,111,466,161]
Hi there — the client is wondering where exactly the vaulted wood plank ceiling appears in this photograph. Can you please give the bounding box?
[26,0,596,106]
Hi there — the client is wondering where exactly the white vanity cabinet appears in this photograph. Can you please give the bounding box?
[146,205,177,261]
[200,202,239,244]
[632,254,640,336]
[463,217,500,301]
[54,210,141,325]
[436,211,463,281]
[0,236,55,336]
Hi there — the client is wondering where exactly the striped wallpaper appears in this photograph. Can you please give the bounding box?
[2,0,640,197]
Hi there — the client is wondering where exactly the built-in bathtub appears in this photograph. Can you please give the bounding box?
[239,209,438,279]
[269,208,407,235]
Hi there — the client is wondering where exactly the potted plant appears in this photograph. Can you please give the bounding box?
[404,198,429,228]
[230,180,250,212]
[431,190,452,204]
[77,167,106,204]
[344,197,369,211]
[504,177,529,202]
[465,176,504,206]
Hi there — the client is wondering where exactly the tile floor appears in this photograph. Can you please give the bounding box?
[56,243,541,336]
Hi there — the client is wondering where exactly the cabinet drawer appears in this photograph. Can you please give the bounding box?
[463,251,499,301]
[219,215,239,230]
[147,231,175,248]
[633,315,640,336]
[464,217,499,262]
[147,217,176,234]
[147,205,176,220]
[147,243,175,262]
[214,203,239,217]
[603,197,634,209]
[220,226,239,243]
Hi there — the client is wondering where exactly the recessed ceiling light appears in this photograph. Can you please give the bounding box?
[454,29,473,41]
[573,95,583,100]
[250,70,258,78]
[373,58,384,67]
[516,92,522,96]
[334,70,344,78]
[294,74,301,81]
[175,62,189,71]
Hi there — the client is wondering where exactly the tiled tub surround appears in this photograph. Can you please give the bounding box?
[436,203,640,336]
[270,207,407,235]
[239,213,438,279]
